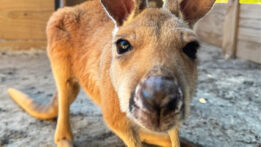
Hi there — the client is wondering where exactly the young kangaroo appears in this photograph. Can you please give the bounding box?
[8,0,215,146]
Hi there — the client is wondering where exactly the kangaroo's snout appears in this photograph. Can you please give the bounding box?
[129,74,184,132]
[139,76,183,113]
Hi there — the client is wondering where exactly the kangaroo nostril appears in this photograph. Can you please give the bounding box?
[167,97,178,111]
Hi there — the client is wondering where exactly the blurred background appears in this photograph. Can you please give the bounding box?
[0,0,260,147]
[0,0,261,64]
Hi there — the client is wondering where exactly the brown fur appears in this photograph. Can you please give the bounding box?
[8,0,215,146]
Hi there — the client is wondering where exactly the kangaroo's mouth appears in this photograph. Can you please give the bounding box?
[128,75,185,132]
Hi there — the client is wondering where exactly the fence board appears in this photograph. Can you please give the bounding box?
[237,39,261,63]
[236,4,261,63]
[222,0,240,58]
[0,40,46,50]
[195,3,261,64]
[238,26,261,44]
[239,4,261,20]
[0,0,54,40]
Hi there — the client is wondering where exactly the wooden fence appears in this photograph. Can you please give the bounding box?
[0,0,54,50]
[1,0,261,64]
[195,1,261,63]
[0,0,163,51]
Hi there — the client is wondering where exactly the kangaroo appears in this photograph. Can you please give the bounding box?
[8,0,215,146]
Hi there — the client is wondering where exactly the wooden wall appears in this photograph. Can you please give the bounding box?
[195,3,261,64]
[0,0,54,50]
[1,0,261,64]
[194,4,226,48]
[237,4,261,63]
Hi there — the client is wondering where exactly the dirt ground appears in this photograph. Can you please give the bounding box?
[0,43,260,147]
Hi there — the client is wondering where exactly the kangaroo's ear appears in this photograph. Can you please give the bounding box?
[164,0,215,25]
[101,0,148,26]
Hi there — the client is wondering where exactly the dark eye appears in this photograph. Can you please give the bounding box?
[116,39,132,54]
[182,41,200,59]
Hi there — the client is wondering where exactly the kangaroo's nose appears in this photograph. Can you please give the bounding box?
[140,76,183,112]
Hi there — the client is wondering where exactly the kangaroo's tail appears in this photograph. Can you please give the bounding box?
[8,88,58,120]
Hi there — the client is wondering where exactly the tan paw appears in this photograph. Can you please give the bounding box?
[57,140,73,147]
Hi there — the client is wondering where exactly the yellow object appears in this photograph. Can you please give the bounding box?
[240,0,261,3]
[216,0,228,2]
[162,0,261,4]
[199,98,207,104]
[216,0,261,3]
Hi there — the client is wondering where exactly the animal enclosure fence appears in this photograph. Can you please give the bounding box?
[195,0,261,63]
[0,0,54,50]
[0,0,260,64]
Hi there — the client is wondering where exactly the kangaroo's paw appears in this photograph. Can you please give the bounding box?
[57,140,73,147]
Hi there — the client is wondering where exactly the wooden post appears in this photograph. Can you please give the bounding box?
[222,0,240,59]
[55,0,66,10]
[63,0,67,7]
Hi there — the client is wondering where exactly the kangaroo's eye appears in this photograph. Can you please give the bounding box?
[182,41,200,59]
[116,39,132,54]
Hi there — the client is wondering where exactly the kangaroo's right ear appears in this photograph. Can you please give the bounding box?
[101,0,148,26]
[163,0,215,26]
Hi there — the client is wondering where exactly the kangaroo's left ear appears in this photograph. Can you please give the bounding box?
[164,0,215,26]
[101,0,148,26]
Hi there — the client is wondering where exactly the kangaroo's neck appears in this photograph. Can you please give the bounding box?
[71,2,115,105]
